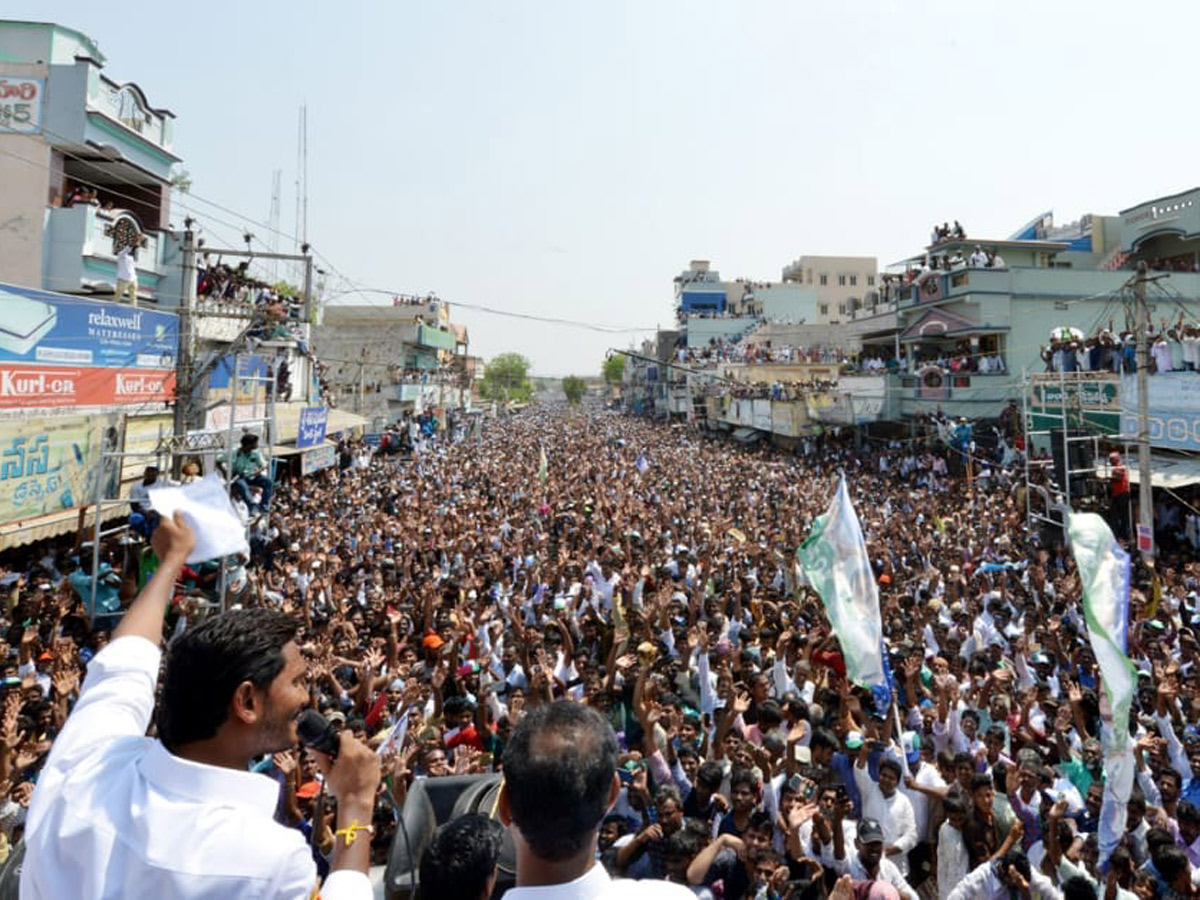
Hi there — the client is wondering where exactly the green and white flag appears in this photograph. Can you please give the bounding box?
[538,445,548,485]
[1067,511,1137,868]
[1067,512,1136,737]
[797,476,885,691]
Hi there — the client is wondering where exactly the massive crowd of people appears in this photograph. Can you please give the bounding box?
[4,406,1200,898]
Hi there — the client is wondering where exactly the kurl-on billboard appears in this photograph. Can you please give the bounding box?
[0,283,177,408]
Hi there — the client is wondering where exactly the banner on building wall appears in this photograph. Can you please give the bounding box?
[120,414,173,486]
[0,283,177,408]
[301,443,336,476]
[0,78,44,134]
[806,391,853,425]
[0,414,123,525]
[205,355,270,430]
[752,399,773,431]
[1119,374,1200,451]
[297,406,328,449]
[772,400,807,437]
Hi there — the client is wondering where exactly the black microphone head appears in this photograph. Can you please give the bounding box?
[297,708,340,757]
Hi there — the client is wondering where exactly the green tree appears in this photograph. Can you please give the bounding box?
[169,167,192,194]
[602,354,625,385]
[562,375,586,405]
[480,352,533,403]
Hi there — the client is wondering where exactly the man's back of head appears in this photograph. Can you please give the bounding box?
[500,701,618,863]
[419,813,503,900]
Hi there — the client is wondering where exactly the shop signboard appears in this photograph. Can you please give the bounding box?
[0,414,123,524]
[0,78,43,134]
[1119,374,1200,452]
[297,406,328,449]
[0,283,177,408]
[301,443,336,476]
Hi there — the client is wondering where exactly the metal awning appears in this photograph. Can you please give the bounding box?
[272,438,338,458]
[731,427,763,443]
[0,505,127,551]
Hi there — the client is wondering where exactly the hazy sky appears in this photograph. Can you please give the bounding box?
[18,1,1200,375]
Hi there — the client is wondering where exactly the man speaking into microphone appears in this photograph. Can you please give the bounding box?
[20,513,380,899]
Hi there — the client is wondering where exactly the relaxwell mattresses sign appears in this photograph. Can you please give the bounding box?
[0,283,177,408]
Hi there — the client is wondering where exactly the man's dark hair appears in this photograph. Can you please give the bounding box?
[1062,874,1097,900]
[999,849,1031,882]
[878,758,902,781]
[810,727,839,753]
[695,760,723,790]
[745,810,773,835]
[501,700,618,862]
[1178,801,1200,826]
[970,773,994,793]
[729,768,757,794]
[1154,845,1190,884]
[158,609,297,750]
[418,813,503,900]
[943,794,967,817]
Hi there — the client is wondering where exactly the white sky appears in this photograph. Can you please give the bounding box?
[20,0,1200,375]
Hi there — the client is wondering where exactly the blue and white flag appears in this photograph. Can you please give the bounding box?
[797,477,886,692]
[635,453,649,475]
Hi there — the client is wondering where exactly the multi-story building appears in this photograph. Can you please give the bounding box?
[781,255,879,324]
[0,20,184,304]
[312,300,473,428]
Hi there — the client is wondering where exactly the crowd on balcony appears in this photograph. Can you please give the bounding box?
[196,250,306,332]
[1044,323,1200,375]
[1143,256,1200,274]
[391,367,470,387]
[680,340,850,368]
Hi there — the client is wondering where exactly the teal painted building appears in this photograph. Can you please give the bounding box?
[0,20,184,305]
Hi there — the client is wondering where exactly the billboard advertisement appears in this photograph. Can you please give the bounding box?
[300,443,336,476]
[297,406,328,449]
[1120,373,1200,451]
[0,283,177,408]
[0,414,123,525]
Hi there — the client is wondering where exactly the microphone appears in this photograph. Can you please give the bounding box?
[296,709,341,760]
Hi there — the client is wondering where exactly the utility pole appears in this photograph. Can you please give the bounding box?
[1134,261,1154,562]
[173,228,197,471]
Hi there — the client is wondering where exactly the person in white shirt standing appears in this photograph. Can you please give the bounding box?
[115,244,138,307]
[854,734,919,877]
[21,512,381,900]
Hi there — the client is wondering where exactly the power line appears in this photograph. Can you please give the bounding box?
[324,288,658,334]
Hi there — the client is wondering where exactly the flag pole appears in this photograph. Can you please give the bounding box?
[892,702,910,779]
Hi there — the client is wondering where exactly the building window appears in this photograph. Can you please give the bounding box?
[819,303,829,316]
[867,275,875,286]
[839,303,846,314]
[819,274,827,286]
[850,275,857,286]
[838,275,847,286]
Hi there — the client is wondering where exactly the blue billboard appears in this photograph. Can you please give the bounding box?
[297,406,328,449]
[0,281,177,369]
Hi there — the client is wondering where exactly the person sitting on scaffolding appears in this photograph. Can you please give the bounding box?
[128,466,165,540]
[219,434,274,514]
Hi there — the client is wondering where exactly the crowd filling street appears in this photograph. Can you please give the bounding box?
[4,405,1200,899]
